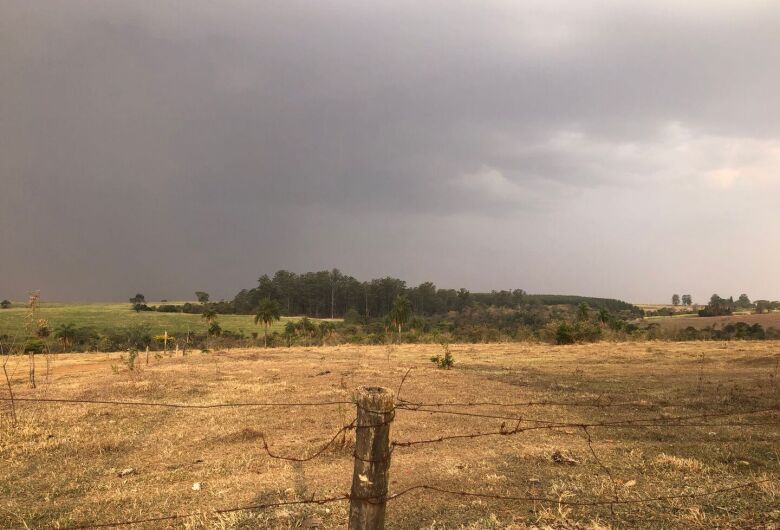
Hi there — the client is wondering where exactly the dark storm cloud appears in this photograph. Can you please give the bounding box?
[2,1,779,302]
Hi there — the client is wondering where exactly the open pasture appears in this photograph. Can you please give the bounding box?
[645,311,780,332]
[0,302,303,340]
[1,342,779,529]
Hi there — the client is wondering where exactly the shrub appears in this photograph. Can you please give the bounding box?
[121,349,139,371]
[208,321,222,337]
[430,343,454,369]
[555,322,575,345]
[23,339,46,354]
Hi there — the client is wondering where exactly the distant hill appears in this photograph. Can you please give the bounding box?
[525,294,642,315]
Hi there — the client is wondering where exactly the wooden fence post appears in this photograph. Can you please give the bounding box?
[349,386,395,530]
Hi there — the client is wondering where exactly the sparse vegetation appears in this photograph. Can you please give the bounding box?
[430,342,454,369]
[1,342,777,529]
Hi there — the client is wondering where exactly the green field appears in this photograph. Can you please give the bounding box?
[0,301,308,339]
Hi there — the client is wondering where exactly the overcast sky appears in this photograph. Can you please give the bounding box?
[2,1,779,303]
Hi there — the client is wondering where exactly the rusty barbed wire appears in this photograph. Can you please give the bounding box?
[0,396,353,408]
[62,495,352,529]
[398,397,657,409]
[392,405,780,448]
[398,402,779,422]
[61,477,777,529]
[6,373,779,529]
[260,419,356,462]
[382,478,776,506]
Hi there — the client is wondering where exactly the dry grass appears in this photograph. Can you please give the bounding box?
[1,342,779,529]
[645,311,780,331]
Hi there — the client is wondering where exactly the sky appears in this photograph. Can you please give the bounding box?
[2,1,779,304]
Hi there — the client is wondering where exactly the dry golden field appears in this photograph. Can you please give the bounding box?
[1,342,779,529]
[646,312,780,332]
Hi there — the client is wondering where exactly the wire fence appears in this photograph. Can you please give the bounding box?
[1,371,779,529]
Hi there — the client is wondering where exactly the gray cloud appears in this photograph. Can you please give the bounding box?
[2,1,779,302]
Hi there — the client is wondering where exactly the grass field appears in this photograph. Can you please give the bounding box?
[1,342,778,529]
[0,302,318,339]
[644,311,780,331]
[636,304,698,314]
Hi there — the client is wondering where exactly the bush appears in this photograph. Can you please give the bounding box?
[23,339,46,354]
[343,308,363,324]
[430,343,454,369]
[555,322,575,345]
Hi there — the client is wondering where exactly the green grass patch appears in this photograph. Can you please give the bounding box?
[0,301,304,339]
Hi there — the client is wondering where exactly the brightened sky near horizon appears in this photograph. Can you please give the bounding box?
[2,1,779,303]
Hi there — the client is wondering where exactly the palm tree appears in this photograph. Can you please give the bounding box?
[389,295,412,333]
[254,298,281,348]
[283,320,298,347]
[201,307,217,324]
[54,323,77,351]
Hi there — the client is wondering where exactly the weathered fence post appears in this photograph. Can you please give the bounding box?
[349,386,395,530]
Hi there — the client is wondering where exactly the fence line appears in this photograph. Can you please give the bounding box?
[382,478,775,506]
[261,419,357,462]
[0,396,353,408]
[4,381,779,529]
[62,478,776,529]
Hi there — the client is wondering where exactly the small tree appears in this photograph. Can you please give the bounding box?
[0,300,10,309]
[54,323,77,351]
[195,291,210,303]
[430,342,454,369]
[681,294,693,306]
[576,302,590,322]
[737,293,751,309]
[208,321,222,337]
[129,294,146,304]
[672,294,680,306]
[283,320,297,347]
[388,295,412,333]
[555,322,575,345]
[201,307,217,324]
[254,298,281,348]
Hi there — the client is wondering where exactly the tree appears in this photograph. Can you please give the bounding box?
[195,291,210,303]
[0,300,10,309]
[699,294,734,317]
[388,295,412,333]
[456,288,472,311]
[54,323,77,351]
[208,321,222,337]
[755,300,771,314]
[201,307,217,324]
[681,294,692,306]
[576,302,590,322]
[672,294,680,306]
[129,294,146,304]
[283,320,298,347]
[254,298,281,347]
[329,268,343,319]
[737,293,752,309]
[555,322,575,345]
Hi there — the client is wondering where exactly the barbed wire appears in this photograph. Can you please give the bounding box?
[5,373,778,529]
[400,403,780,423]
[392,406,780,448]
[0,396,353,408]
[383,478,776,506]
[398,397,657,409]
[60,477,777,529]
[261,420,356,462]
[62,495,352,529]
